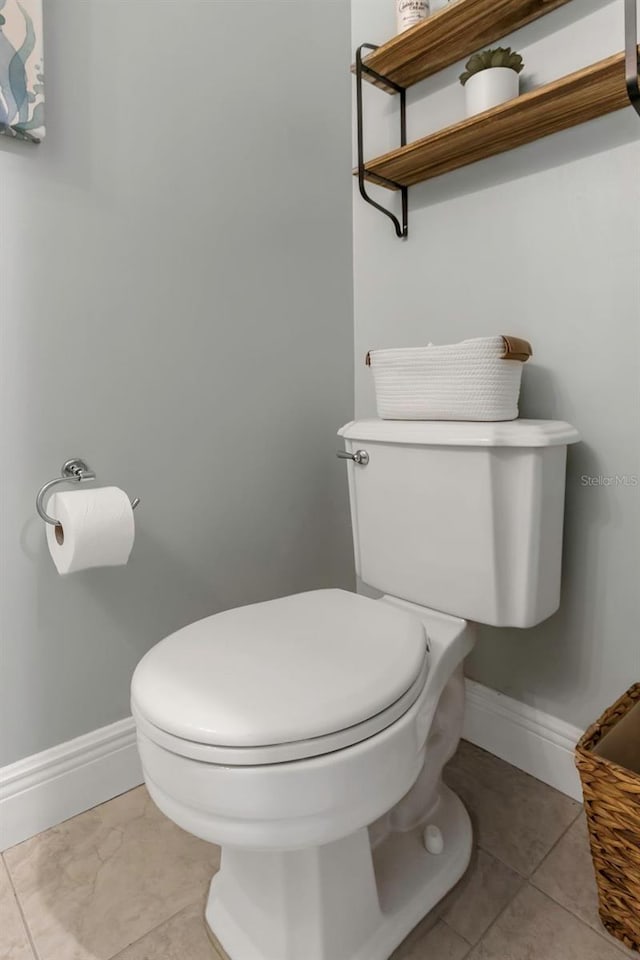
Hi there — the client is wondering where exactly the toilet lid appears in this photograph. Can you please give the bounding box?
[131,589,427,750]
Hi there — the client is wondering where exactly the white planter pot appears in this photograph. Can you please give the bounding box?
[464,67,520,118]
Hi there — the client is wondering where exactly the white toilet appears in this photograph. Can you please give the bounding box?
[131,417,579,960]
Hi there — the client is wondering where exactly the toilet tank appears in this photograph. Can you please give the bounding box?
[338,419,580,628]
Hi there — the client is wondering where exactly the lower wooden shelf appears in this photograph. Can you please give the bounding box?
[359,48,637,189]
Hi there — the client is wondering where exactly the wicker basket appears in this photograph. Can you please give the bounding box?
[575,683,640,953]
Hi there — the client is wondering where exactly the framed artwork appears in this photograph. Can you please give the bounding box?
[0,0,45,142]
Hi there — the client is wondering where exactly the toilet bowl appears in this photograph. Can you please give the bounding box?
[132,417,579,959]
[132,590,475,959]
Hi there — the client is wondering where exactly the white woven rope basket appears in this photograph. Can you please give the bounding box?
[367,335,531,422]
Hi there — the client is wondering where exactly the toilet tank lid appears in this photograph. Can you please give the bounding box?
[338,419,580,447]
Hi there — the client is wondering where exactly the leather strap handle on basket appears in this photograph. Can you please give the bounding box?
[365,338,533,365]
[501,336,533,361]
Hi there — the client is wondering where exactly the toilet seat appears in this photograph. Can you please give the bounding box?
[131,589,428,766]
[134,655,429,765]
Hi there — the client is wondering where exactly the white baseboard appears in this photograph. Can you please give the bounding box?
[464,679,584,802]
[0,718,143,851]
[0,684,584,851]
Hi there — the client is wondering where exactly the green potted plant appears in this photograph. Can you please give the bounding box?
[459,47,524,117]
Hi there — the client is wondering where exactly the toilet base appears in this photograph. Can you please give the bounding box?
[205,783,472,960]
[205,922,232,960]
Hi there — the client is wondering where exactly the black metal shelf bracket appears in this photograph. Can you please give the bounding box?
[625,0,640,117]
[355,44,408,239]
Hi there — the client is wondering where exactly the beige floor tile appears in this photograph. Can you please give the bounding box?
[531,813,600,928]
[440,846,523,945]
[444,741,580,876]
[4,786,219,960]
[392,920,470,960]
[468,885,626,960]
[0,857,35,960]
[532,814,639,958]
[113,902,220,960]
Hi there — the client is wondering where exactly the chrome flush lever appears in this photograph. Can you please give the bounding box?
[336,449,370,466]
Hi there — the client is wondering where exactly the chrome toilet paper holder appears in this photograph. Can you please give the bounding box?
[36,458,141,526]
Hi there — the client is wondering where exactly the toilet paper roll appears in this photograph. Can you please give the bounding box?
[46,486,135,575]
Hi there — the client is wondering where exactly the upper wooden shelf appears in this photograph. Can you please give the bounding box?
[360,48,636,188]
[359,0,572,92]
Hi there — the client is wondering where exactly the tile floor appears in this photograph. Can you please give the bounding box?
[1,741,635,960]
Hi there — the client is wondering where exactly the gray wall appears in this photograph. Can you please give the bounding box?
[352,0,640,730]
[0,0,354,766]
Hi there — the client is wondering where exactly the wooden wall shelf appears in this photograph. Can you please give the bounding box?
[360,48,637,189]
[357,0,572,92]
[354,0,639,236]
